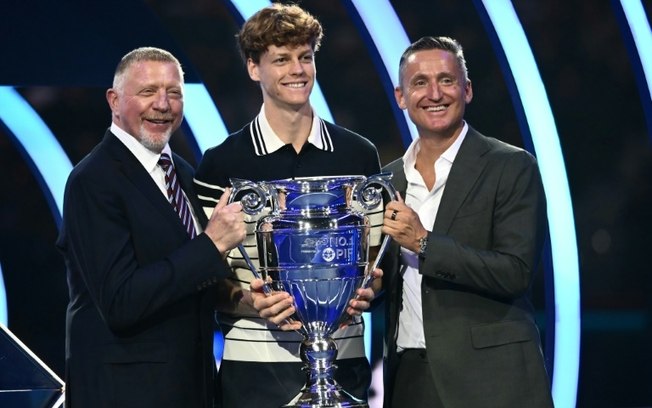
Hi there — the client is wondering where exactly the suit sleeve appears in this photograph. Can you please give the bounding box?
[419,150,547,299]
[61,170,229,332]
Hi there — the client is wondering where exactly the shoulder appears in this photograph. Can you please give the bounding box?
[468,127,537,166]
[67,136,114,184]
[382,157,404,174]
[196,124,252,181]
[323,120,377,153]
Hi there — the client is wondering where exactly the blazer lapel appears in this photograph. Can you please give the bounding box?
[103,131,191,235]
[432,128,490,234]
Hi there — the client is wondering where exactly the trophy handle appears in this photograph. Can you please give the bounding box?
[353,172,400,290]
[228,179,273,295]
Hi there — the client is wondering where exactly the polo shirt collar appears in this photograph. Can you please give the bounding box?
[249,104,334,156]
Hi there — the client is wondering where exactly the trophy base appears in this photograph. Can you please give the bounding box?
[283,386,368,408]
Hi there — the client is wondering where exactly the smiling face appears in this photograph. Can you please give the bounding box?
[248,43,315,112]
[106,60,184,153]
[395,48,472,140]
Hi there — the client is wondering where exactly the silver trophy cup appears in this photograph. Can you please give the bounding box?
[229,174,397,408]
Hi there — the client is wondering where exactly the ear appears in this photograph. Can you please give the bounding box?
[106,88,119,113]
[247,58,259,81]
[394,86,406,110]
[464,79,473,104]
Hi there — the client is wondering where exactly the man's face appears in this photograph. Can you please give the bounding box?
[107,60,184,152]
[395,49,472,139]
[248,43,315,111]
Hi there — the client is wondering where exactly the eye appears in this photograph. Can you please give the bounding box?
[140,88,156,96]
[301,54,314,63]
[273,57,287,64]
[413,79,427,87]
[440,77,455,86]
[168,89,183,99]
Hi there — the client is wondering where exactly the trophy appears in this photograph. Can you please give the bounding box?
[229,174,397,408]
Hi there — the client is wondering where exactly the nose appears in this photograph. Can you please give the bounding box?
[152,89,170,111]
[426,83,442,100]
[289,58,305,75]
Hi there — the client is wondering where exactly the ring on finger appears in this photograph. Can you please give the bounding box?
[390,209,398,221]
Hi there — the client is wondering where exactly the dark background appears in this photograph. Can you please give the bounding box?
[1,1,651,407]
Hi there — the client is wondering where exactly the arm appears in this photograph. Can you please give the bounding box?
[63,174,245,332]
[383,151,546,299]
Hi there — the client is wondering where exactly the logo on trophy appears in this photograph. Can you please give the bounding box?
[229,174,397,408]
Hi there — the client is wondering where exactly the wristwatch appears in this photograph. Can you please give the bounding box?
[417,234,428,258]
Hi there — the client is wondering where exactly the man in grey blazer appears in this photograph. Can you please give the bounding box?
[57,47,246,407]
[380,36,554,407]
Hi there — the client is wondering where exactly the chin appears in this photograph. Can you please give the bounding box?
[139,129,173,152]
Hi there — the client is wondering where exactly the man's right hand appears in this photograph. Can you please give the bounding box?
[203,188,246,254]
[250,278,303,331]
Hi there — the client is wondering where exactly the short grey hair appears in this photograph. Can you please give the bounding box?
[398,36,469,87]
[112,47,184,91]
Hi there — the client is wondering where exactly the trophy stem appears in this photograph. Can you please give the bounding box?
[283,334,368,408]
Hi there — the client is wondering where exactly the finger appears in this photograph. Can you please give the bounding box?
[355,287,375,301]
[255,293,292,315]
[214,187,232,211]
[339,315,353,330]
[348,299,369,314]
[278,319,303,331]
[250,278,266,293]
[270,303,297,324]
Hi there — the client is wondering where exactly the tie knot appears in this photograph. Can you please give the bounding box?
[158,153,173,170]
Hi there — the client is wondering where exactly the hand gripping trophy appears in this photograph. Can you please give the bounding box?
[229,174,397,408]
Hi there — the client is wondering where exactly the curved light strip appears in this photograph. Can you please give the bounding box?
[0,263,7,326]
[0,86,73,334]
[0,87,73,221]
[619,0,652,100]
[349,0,418,142]
[184,83,231,153]
[228,0,334,123]
[480,2,580,407]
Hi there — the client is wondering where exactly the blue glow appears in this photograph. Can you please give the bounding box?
[620,0,652,100]
[349,0,419,141]
[0,87,72,219]
[0,263,7,326]
[480,2,581,407]
[0,86,73,330]
[184,83,230,153]
[228,0,334,123]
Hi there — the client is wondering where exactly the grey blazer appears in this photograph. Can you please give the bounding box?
[382,127,554,407]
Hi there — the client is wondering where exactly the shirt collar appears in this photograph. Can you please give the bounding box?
[403,121,469,171]
[249,104,334,156]
[110,122,172,173]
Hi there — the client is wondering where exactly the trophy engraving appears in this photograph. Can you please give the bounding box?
[229,174,397,408]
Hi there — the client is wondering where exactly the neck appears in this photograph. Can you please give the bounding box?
[264,103,313,152]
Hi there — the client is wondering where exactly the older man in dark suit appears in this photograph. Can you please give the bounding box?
[56,47,246,408]
[380,36,554,407]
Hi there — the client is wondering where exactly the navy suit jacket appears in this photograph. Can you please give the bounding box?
[57,130,230,408]
[381,127,554,407]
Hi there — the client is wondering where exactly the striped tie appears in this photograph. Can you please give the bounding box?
[158,153,197,238]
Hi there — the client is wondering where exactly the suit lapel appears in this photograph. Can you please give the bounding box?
[102,131,191,235]
[432,128,490,234]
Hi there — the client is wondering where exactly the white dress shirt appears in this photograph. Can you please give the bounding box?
[396,122,468,351]
[110,122,201,233]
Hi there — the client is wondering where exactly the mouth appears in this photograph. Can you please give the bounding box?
[145,118,174,125]
[423,105,447,112]
[283,81,308,89]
